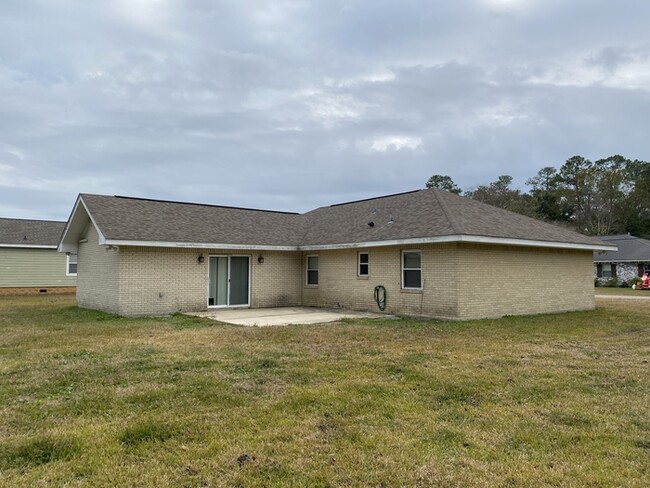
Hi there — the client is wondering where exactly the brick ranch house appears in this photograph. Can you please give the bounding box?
[0,217,76,295]
[58,189,614,320]
[594,234,650,285]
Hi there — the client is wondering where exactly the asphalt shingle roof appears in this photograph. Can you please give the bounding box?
[80,194,302,246]
[76,189,608,249]
[593,234,650,262]
[0,218,66,247]
[300,189,604,246]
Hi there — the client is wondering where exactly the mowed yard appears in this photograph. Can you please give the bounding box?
[0,295,648,487]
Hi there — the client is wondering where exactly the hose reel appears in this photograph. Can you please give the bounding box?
[374,285,386,311]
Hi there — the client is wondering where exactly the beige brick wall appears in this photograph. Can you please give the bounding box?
[116,247,207,316]
[456,243,594,320]
[77,234,594,319]
[251,251,302,307]
[301,243,594,320]
[301,244,460,318]
[112,248,302,316]
[76,225,120,314]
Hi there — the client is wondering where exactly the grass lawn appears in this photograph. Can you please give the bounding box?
[0,295,648,487]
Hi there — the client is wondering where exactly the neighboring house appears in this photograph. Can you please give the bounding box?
[59,189,614,320]
[594,234,650,285]
[0,218,77,294]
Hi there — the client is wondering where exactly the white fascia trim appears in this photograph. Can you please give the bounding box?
[103,234,617,252]
[0,244,57,249]
[298,235,618,252]
[77,197,106,245]
[104,239,299,251]
[58,196,83,252]
[58,196,107,252]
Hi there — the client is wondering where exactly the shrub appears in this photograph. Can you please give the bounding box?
[604,277,619,288]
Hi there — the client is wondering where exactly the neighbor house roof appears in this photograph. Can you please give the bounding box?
[59,189,616,253]
[593,234,650,263]
[0,218,66,248]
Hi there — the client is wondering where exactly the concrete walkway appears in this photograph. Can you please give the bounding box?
[595,294,650,300]
[187,306,391,326]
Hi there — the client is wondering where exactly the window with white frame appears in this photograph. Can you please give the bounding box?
[402,250,421,289]
[358,252,369,277]
[644,263,650,274]
[67,253,78,276]
[306,255,318,285]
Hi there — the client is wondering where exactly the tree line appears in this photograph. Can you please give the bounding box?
[426,155,650,238]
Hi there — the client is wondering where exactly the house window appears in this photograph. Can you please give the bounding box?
[358,252,369,277]
[402,250,421,289]
[306,255,318,285]
[645,263,650,274]
[601,264,613,278]
[67,253,78,276]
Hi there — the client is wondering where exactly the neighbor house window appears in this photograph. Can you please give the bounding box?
[67,253,78,276]
[644,263,650,274]
[601,263,613,278]
[306,255,318,285]
[358,252,369,277]
[402,250,421,289]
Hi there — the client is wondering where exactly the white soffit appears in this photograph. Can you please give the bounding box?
[102,234,616,252]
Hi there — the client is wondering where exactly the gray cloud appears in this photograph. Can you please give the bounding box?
[1,0,649,218]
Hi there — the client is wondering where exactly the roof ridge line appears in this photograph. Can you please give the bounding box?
[109,194,300,215]
[328,189,421,207]
[431,189,462,235]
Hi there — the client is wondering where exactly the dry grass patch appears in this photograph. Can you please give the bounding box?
[0,295,648,486]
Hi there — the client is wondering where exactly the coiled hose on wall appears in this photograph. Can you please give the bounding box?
[374,285,386,311]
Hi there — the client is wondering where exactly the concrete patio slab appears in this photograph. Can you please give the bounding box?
[187,307,391,326]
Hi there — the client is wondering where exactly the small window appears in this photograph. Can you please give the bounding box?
[67,253,78,276]
[645,263,650,274]
[306,255,318,285]
[358,252,369,276]
[602,263,612,278]
[402,250,421,289]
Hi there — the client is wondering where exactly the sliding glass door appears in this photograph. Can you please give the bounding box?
[208,255,250,307]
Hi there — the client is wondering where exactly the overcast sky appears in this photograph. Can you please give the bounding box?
[1,0,649,220]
